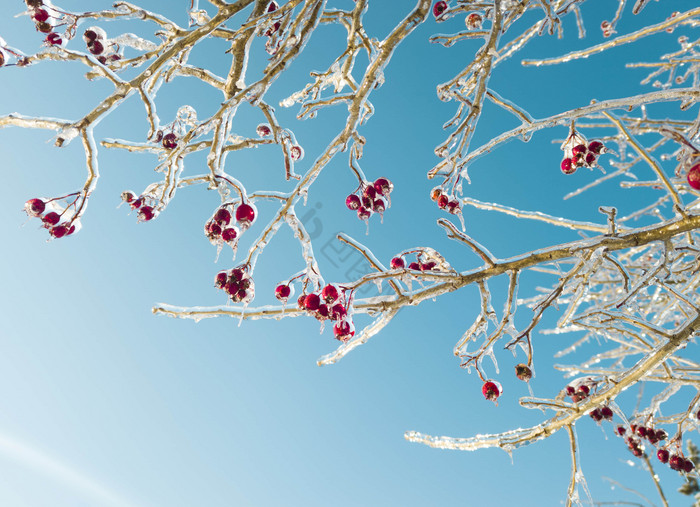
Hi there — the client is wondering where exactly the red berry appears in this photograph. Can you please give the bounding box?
[221,227,238,243]
[566,386,575,396]
[265,21,281,37]
[515,364,532,382]
[121,191,136,203]
[214,208,232,225]
[130,197,143,210]
[655,429,667,441]
[616,426,626,436]
[88,40,104,55]
[46,32,62,46]
[215,272,228,288]
[49,224,68,238]
[589,408,603,422]
[346,194,361,210]
[330,303,347,321]
[579,385,590,395]
[230,268,245,281]
[321,284,339,304]
[572,144,587,156]
[600,406,613,420]
[25,198,45,217]
[275,284,291,301]
[235,203,256,225]
[256,124,272,137]
[561,158,576,174]
[207,221,222,237]
[66,225,76,236]
[670,454,683,471]
[421,261,436,271]
[408,262,420,270]
[437,194,449,209]
[297,294,306,309]
[466,12,482,29]
[390,257,405,269]
[304,293,320,311]
[482,381,500,402]
[290,145,303,161]
[162,133,178,150]
[657,449,669,463]
[585,152,596,165]
[32,9,50,23]
[636,426,647,438]
[588,141,605,154]
[433,1,447,18]
[138,206,155,221]
[446,200,460,214]
[357,207,371,220]
[333,320,355,342]
[372,198,386,214]
[97,56,107,65]
[225,281,240,296]
[430,187,442,201]
[267,1,278,12]
[687,162,700,190]
[83,29,97,42]
[42,211,60,226]
[317,304,330,319]
[363,185,376,200]
[683,458,695,473]
[374,178,392,196]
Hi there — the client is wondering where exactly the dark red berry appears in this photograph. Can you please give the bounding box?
[297,294,306,309]
[36,21,52,33]
[46,32,62,46]
[346,194,361,210]
[235,289,248,301]
[267,1,278,13]
[616,426,626,436]
[225,281,240,296]
[374,178,392,196]
[572,144,587,156]
[235,203,256,225]
[32,9,49,23]
[589,409,603,422]
[357,207,371,220]
[437,194,449,209]
[683,458,695,473]
[655,429,667,441]
[566,386,576,396]
[25,198,45,216]
[121,191,136,203]
[421,261,437,271]
[600,406,613,420]
[515,364,532,382]
[657,449,669,463]
[162,133,178,150]
[83,29,97,42]
[304,293,320,311]
[221,227,238,243]
[207,221,222,237]
[363,185,376,200]
[446,200,460,214]
[333,320,354,342]
[42,211,60,226]
[265,21,281,36]
[670,454,683,471]
[561,158,575,174]
[390,257,405,269]
[214,208,231,225]
[433,1,447,18]
[317,304,330,319]
[585,152,596,165]
[138,206,155,221]
[256,124,272,137]
[215,272,228,288]
[230,268,245,281]
[66,225,76,236]
[482,381,500,402]
[636,426,647,438]
[49,224,68,238]
[290,145,303,160]
[372,198,386,213]
[275,284,291,301]
[321,284,339,304]
[88,40,104,55]
[130,197,143,210]
[588,141,605,154]
[331,303,347,321]
[687,162,700,190]
[408,262,420,270]
[579,385,590,395]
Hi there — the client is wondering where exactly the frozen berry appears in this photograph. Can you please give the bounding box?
[390,257,405,269]
[221,227,238,243]
[687,162,700,190]
[561,158,575,174]
[267,1,278,12]
[346,194,361,210]
[317,304,330,319]
[466,12,482,29]
[616,426,626,436]
[636,426,648,438]
[437,194,449,209]
[207,221,222,237]
[130,197,143,210]
[290,145,303,160]
[32,9,50,23]
[446,200,460,214]
[138,206,155,221]
[357,207,371,220]
[235,203,256,225]
[588,141,605,154]
[42,211,60,226]
[321,284,339,304]
[121,191,136,203]
[88,40,104,55]
[433,1,447,17]
[214,208,232,225]
[482,381,500,402]
[83,29,97,42]
[25,198,45,217]
[421,261,436,271]
[515,364,532,382]
[683,458,695,473]
[655,429,667,441]
[331,303,347,321]
[36,21,52,33]
[372,198,386,214]
[670,454,683,471]
[46,32,62,46]
[215,272,228,288]
[600,406,613,420]
[333,320,355,342]
[304,293,320,311]
[256,124,272,137]
[585,152,596,165]
[275,284,291,301]
[408,262,420,270]
[374,178,392,196]
[297,294,306,309]
[0,48,6,68]
[49,224,68,238]
[572,144,587,156]
[430,187,443,201]
[589,408,603,422]
[363,185,376,200]
[657,449,669,463]
[162,133,178,150]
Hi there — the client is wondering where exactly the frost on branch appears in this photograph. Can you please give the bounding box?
[3,0,700,504]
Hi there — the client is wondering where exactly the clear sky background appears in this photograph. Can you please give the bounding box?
[0,1,698,505]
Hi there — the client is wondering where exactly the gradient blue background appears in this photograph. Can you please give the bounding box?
[0,1,697,505]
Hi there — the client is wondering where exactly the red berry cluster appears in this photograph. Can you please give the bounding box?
[662,451,695,473]
[687,160,700,190]
[27,0,61,43]
[345,178,393,222]
[589,406,613,423]
[295,284,354,342]
[615,424,672,460]
[83,27,121,65]
[433,1,448,18]
[24,196,77,238]
[260,1,282,53]
[560,128,606,175]
[565,383,591,402]
[430,187,461,215]
[482,380,501,403]
[121,191,156,222]
[204,202,256,247]
[389,252,438,272]
[151,129,179,150]
[215,266,255,304]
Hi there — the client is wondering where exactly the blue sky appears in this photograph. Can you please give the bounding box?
[1,1,698,505]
